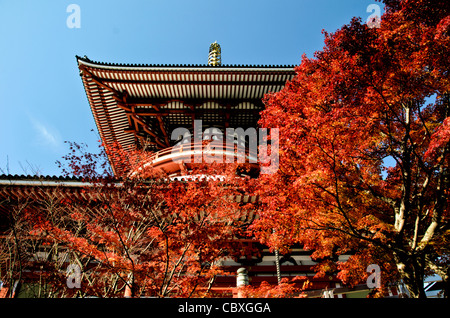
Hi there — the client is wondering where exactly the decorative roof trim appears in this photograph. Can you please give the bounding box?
[0,174,82,181]
[76,55,297,72]
[0,174,92,187]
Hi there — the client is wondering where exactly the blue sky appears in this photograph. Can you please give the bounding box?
[0,0,383,176]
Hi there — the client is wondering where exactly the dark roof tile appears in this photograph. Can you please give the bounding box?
[0,174,82,182]
[76,55,297,69]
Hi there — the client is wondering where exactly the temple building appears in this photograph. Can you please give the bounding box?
[75,43,294,177]
[74,43,393,297]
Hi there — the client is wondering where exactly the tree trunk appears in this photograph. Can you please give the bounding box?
[443,272,449,299]
[124,272,134,298]
[395,255,427,298]
[439,269,450,299]
[426,257,449,298]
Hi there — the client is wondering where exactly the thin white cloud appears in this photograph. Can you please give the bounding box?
[35,121,58,145]
[28,114,62,150]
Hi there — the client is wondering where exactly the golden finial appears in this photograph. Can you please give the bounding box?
[208,41,221,66]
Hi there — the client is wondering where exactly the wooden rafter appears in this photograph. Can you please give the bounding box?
[118,97,263,149]
[81,66,169,149]
[124,98,264,108]
[100,78,288,87]
[157,116,170,147]
[129,109,261,116]
[80,66,123,100]
[129,114,167,149]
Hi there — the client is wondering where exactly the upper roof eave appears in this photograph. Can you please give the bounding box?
[0,174,93,187]
[76,55,297,72]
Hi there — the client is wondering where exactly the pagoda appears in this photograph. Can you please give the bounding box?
[76,43,295,176]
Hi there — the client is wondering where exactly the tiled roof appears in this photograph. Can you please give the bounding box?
[0,174,82,182]
[76,55,297,69]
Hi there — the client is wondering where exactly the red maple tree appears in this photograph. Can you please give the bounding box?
[251,0,449,298]
[24,142,257,297]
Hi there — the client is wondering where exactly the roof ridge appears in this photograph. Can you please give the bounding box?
[0,174,83,181]
[76,55,297,69]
